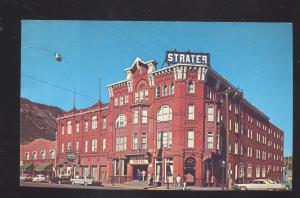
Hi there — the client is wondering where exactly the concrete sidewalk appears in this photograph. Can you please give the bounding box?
[104,183,222,191]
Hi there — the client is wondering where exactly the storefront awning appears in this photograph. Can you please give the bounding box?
[34,163,52,172]
[20,163,33,170]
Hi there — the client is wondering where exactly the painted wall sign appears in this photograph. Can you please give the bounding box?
[166,51,210,66]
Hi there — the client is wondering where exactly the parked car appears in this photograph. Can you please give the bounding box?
[232,179,286,191]
[50,175,72,184]
[70,176,102,186]
[20,174,33,182]
[32,174,47,182]
[280,181,292,190]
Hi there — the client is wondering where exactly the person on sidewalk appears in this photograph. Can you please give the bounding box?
[142,170,146,182]
[176,174,181,189]
[182,175,187,190]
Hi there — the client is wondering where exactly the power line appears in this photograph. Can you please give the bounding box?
[21,73,98,102]
[22,73,202,131]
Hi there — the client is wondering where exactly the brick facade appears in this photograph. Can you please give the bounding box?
[20,138,55,177]
[55,56,284,186]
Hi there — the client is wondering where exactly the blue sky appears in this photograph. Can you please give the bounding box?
[21,21,292,156]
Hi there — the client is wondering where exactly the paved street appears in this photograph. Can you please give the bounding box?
[20,182,222,191]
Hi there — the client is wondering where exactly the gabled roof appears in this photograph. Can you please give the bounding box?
[123,57,156,72]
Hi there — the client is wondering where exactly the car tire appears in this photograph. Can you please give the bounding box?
[240,187,247,191]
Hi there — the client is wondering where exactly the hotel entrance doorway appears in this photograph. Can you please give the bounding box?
[132,165,148,181]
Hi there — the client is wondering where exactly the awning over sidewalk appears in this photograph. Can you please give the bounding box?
[20,163,33,170]
[34,163,52,172]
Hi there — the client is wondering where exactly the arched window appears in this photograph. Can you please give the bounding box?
[116,114,127,128]
[32,151,37,160]
[188,81,195,93]
[49,150,55,159]
[92,116,98,130]
[67,121,72,134]
[157,105,172,122]
[162,84,167,96]
[169,82,174,95]
[41,150,46,159]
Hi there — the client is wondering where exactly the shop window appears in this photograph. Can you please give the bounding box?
[247,165,252,178]
[165,158,174,183]
[256,166,260,178]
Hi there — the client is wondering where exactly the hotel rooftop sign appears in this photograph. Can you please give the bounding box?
[166,51,210,66]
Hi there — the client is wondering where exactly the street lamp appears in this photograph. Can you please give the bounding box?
[23,46,62,62]
[221,160,226,190]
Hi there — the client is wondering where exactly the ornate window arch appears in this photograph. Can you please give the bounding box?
[92,116,98,130]
[116,114,127,128]
[157,105,172,122]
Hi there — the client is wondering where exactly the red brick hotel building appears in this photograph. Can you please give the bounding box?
[56,51,284,187]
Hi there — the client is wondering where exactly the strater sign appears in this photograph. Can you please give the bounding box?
[166,51,210,66]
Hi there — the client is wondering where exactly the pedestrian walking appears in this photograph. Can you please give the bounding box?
[176,174,181,189]
[182,175,187,190]
[142,170,146,182]
[137,169,141,181]
[147,173,151,185]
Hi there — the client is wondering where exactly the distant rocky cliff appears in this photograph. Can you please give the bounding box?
[20,97,65,144]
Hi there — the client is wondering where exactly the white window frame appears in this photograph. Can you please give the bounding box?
[188,104,194,120]
[142,109,148,124]
[188,81,195,93]
[102,117,107,129]
[67,121,72,134]
[102,138,106,151]
[141,133,147,149]
[132,134,138,150]
[92,139,98,152]
[207,132,213,149]
[84,140,88,153]
[133,110,138,124]
[116,114,127,128]
[207,105,214,122]
[155,86,160,98]
[84,121,89,132]
[157,105,172,122]
[169,83,174,95]
[187,130,194,148]
[92,116,98,130]
[162,85,167,96]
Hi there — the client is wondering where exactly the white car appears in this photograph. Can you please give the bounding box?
[232,179,287,191]
[32,174,46,182]
[70,176,102,186]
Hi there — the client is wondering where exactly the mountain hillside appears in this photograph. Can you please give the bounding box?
[20,97,65,144]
